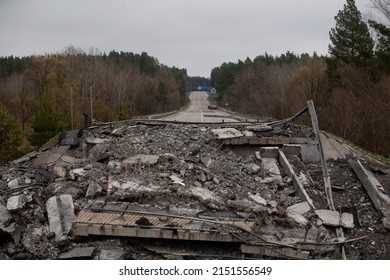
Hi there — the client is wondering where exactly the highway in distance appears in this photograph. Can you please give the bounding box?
[162,91,238,123]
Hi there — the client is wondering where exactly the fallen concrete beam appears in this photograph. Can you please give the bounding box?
[349,159,390,226]
[278,150,315,210]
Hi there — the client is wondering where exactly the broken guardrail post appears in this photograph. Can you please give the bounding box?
[307,100,335,211]
[349,158,390,229]
[308,100,346,259]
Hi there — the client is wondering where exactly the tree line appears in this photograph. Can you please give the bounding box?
[0,46,188,161]
[211,0,390,157]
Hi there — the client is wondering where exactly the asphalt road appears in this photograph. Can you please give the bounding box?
[162,91,238,123]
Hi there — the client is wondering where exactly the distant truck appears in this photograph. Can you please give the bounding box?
[197,86,208,91]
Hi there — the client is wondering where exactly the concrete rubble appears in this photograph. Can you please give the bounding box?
[0,119,389,260]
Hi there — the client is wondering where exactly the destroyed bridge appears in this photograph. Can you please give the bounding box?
[1,91,389,260]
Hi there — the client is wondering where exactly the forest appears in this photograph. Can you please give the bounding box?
[0,47,188,161]
[211,0,390,157]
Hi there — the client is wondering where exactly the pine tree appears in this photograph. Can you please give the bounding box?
[0,106,23,162]
[329,0,374,65]
[28,95,62,146]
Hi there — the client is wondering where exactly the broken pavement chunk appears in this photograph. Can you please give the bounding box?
[286,202,311,225]
[46,194,76,241]
[211,128,243,139]
[123,154,160,166]
[7,194,33,211]
[190,186,224,207]
[315,209,354,229]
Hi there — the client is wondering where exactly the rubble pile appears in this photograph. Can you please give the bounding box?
[0,121,389,260]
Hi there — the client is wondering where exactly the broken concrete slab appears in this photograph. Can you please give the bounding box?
[46,194,76,241]
[286,202,311,225]
[59,247,95,260]
[315,209,354,229]
[190,186,224,207]
[321,133,351,161]
[300,144,320,163]
[34,153,63,166]
[7,194,33,211]
[7,178,19,189]
[262,158,283,183]
[86,182,102,198]
[211,128,243,139]
[123,154,160,166]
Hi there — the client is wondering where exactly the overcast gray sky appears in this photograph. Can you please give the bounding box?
[0,0,375,77]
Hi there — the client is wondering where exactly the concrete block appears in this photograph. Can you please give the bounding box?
[260,147,279,158]
[282,144,301,156]
[7,178,19,189]
[7,194,32,211]
[46,194,76,241]
[300,144,320,163]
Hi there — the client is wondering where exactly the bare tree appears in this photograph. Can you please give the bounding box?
[371,0,390,22]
